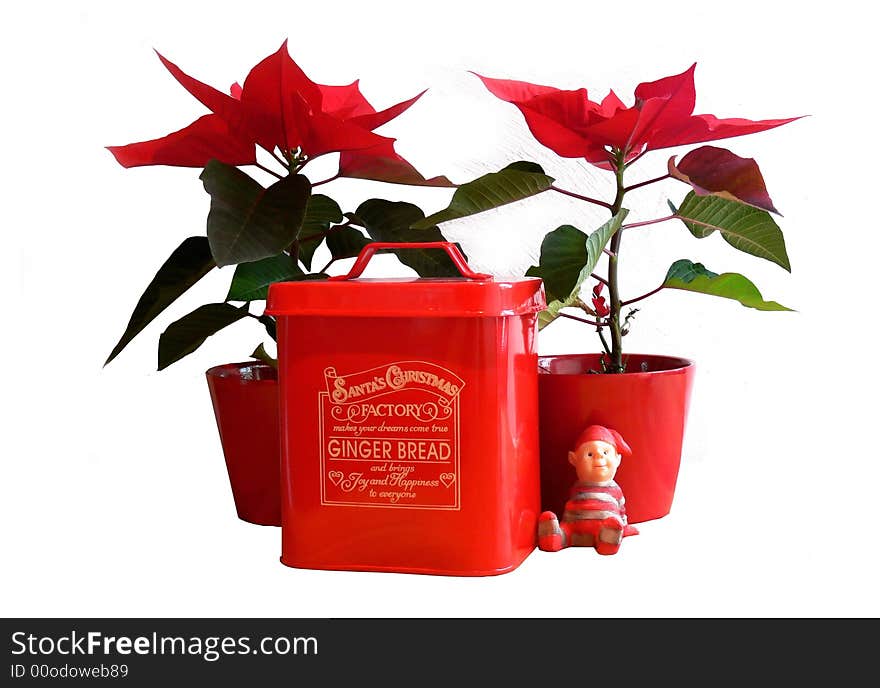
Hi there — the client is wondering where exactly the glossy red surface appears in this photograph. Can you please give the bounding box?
[266,242,543,319]
[328,242,492,282]
[206,362,281,526]
[537,354,696,524]
[266,276,545,319]
[268,261,545,575]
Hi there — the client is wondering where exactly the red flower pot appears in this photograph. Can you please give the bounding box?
[206,362,281,526]
[538,354,696,524]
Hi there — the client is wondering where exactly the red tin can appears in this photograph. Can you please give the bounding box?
[266,242,545,576]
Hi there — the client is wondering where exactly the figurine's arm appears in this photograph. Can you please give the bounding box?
[619,493,628,526]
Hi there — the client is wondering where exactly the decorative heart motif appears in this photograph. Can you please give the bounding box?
[328,471,344,486]
[440,472,456,488]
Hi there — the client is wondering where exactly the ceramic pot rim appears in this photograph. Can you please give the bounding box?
[205,361,278,381]
[538,353,695,378]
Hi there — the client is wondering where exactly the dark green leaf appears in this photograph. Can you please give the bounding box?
[351,199,467,277]
[105,237,215,366]
[158,303,249,370]
[525,226,586,303]
[297,194,343,270]
[327,226,372,260]
[672,192,790,271]
[200,161,311,267]
[257,315,276,342]
[297,236,323,273]
[526,210,628,328]
[504,161,547,174]
[226,254,304,302]
[662,259,792,311]
[411,161,554,229]
[250,343,278,368]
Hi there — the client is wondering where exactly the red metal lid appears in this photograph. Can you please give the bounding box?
[266,242,546,318]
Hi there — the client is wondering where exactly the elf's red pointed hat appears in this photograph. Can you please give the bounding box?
[573,425,632,457]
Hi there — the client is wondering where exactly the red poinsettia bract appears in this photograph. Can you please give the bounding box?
[475,64,799,169]
[108,42,449,186]
[591,281,610,317]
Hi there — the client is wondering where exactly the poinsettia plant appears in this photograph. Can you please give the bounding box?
[415,64,799,372]
[106,41,457,370]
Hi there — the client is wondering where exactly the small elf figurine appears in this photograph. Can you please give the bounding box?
[538,424,638,555]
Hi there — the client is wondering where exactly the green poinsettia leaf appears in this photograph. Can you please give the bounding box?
[411,161,554,229]
[662,259,793,311]
[297,194,343,270]
[536,298,574,330]
[526,225,588,303]
[350,199,465,277]
[526,210,628,329]
[226,254,304,302]
[503,161,547,174]
[327,226,372,260]
[250,343,278,368]
[670,192,790,271]
[158,303,250,370]
[257,314,277,342]
[105,236,215,365]
[200,161,311,267]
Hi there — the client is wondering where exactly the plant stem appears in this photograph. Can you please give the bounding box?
[597,326,612,356]
[622,284,665,307]
[268,148,290,169]
[550,185,613,210]
[623,149,648,168]
[312,174,340,187]
[623,173,671,193]
[622,214,676,229]
[606,150,627,373]
[559,312,608,328]
[254,162,284,180]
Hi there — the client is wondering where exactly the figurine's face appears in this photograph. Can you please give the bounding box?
[568,440,621,483]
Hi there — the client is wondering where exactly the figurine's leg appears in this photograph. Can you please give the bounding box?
[538,511,566,551]
[595,519,624,556]
[569,529,595,547]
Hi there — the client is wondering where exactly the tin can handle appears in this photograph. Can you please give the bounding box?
[329,242,492,281]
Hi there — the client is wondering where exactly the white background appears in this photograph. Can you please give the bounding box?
[3,0,878,617]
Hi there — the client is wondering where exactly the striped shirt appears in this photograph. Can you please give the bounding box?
[561,481,626,525]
